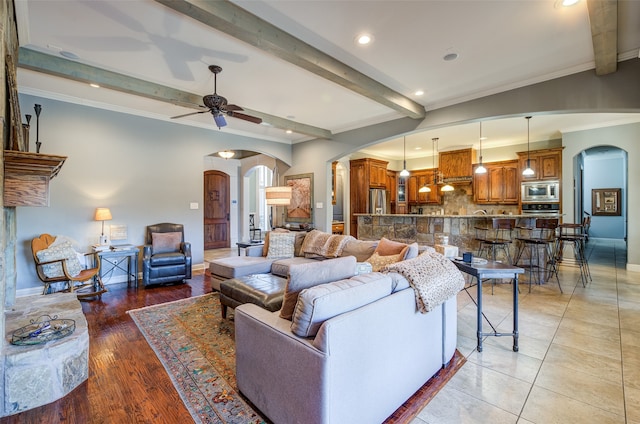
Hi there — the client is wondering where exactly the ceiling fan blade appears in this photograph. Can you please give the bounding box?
[227,111,262,124]
[170,109,210,119]
[226,104,244,111]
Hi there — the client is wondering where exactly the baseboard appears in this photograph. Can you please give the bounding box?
[627,263,640,272]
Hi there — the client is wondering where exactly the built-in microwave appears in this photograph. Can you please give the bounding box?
[521,180,560,203]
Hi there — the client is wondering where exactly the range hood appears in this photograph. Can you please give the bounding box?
[439,148,476,184]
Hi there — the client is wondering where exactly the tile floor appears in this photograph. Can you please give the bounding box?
[206,239,638,424]
[414,238,638,424]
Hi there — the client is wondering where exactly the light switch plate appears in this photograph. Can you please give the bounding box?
[316,202,323,209]
[190,202,199,210]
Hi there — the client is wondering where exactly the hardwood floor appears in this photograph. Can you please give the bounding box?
[1,273,214,424]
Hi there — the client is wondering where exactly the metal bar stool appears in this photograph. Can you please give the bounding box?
[514,218,562,293]
[474,218,516,293]
[555,220,591,287]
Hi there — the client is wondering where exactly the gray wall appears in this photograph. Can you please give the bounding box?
[15,94,290,295]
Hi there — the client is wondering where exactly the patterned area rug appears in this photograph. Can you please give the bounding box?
[128,293,465,424]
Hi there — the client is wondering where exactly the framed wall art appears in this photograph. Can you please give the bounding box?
[592,188,621,216]
[284,173,313,224]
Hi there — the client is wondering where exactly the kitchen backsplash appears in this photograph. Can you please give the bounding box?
[408,187,519,215]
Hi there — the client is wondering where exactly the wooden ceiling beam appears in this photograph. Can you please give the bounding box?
[154,0,426,120]
[17,47,332,139]
[586,0,618,75]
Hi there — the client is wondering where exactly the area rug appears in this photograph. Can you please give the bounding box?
[128,293,465,424]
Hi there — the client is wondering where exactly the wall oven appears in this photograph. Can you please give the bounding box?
[521,180,560,203]
[521,203,560,215]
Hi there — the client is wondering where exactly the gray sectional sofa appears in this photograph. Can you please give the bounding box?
[235,258,458,424]
[209,230,382,291]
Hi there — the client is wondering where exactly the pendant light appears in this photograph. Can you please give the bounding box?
[475,122,487,174]
[400,136,410,177]
[522,116,535,176]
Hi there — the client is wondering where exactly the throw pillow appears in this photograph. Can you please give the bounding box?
[374,237,409,256]
[280,256,357,320]
[403,242,420,260]
[342,239,378,262]
[36,241,83,278]
[152,232,182,254]
[366,251,404,272]
[266,232,297,259]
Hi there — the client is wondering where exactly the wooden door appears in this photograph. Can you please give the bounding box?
[204,170,230,249]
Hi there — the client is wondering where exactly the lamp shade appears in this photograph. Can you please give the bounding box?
[265,186,292,205]
[94,208,112,221]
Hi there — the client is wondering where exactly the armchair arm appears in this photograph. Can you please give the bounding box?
[246,245,264,257]
[143,245,152,260]
[181,242,192,257]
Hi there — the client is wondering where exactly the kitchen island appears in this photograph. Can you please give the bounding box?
[355,213,561,256]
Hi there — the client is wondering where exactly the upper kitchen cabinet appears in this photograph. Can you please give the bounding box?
[439,148,476,185]
[473,160,519,204]
[407,170,441,205]
[517,147,563,181]
[349,158,388,238]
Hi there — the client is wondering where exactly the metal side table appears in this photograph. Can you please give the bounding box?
[94,247,140,287]
[453,259,524,352]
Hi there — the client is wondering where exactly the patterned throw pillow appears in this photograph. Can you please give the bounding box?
[266,232,297,259]
[35,241,83,278]
[366,251,404,272]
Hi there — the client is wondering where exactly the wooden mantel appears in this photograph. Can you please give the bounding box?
[3,150,66,207]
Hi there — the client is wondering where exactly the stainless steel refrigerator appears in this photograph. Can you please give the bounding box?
[369,188,390,214]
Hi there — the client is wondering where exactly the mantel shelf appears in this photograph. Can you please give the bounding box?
[3,150,67,207]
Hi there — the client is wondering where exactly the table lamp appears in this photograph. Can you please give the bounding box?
[94,207,112,245]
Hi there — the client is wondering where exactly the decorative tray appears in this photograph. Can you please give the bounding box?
[11,315,75,346]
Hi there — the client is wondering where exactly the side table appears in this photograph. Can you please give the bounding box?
[235,241,264,256]
[453,259,524,352]
[94,247,140,287]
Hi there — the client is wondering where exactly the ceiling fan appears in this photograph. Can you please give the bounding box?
[171,65,262,128]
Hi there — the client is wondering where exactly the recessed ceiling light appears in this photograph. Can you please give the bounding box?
[286,130,293,134]
[355,33,374,45]
[60,50,79,60]
[415,146,422,150]
[414,90,424,96]
[443,53,458,61]
[89,83,100,88]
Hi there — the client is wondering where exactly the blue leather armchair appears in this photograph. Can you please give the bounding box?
[142,223,192,287]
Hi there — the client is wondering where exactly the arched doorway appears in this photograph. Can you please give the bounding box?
[577,146,627,241]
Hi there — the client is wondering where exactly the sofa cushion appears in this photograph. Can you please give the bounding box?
[341,239,378,262]
[266,232,297,259]
[152,232,182,254]
[209,256,275,279]
[280,256,357,320]
[366,251,404,272]
[36,240,83,278]
[291,272,393,337]
[271,257,321,277]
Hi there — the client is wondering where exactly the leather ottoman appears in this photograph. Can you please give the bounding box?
[220,274,287,319]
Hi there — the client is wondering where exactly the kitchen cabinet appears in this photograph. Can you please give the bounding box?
[349,158,389,238]
[473,160,519,204]
[387,170,397,212]
[407,170,441,205]
[517,147,562,181]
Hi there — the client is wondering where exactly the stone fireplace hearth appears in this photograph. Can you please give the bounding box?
[2,292,88,417]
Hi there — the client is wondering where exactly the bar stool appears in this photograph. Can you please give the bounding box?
[514,218,562,293]
[555,220,591,287]
[474,218,516,293]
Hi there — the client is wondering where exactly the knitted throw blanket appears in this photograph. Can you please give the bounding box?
[301,230,355,258]
[382,251,465,313]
